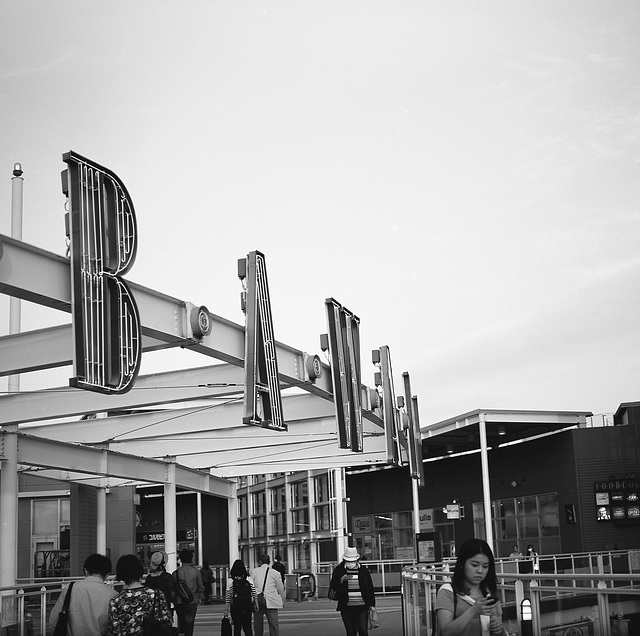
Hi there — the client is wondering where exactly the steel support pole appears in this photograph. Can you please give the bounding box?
[227,483,239,564]
[164,459,178,572]
[197,492,203,564]
[334,468,348,556]
[478,413,494,548]
[0,164,23,588]
[412,477,420,543]
[97,485,107,555]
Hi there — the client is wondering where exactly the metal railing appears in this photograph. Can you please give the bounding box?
[1,579,89,636]
[402,551,640,636]
[317,559,411,596]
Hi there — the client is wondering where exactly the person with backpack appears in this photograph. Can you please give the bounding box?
[225,559,257,636]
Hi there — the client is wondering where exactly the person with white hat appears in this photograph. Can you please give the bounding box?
[144,551,177,620]
[328,547,376,636]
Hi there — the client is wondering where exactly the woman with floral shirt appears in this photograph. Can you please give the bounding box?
[109,554,171,635]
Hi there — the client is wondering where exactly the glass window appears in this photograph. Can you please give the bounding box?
[272,512,287,535]
[474,492,559,554]
[60,500,70,526]
[499,499,516,518]
[292,508,309,533]
[315,474,330,503]
[295,541,311,570]
[291,481,308,508]
[252,516,266,537]
[540,513,559,537]
[538,492,558,514]
[33,500,58,535]
[271,486,286,511]
[394,527,414,548]
[315,504,332,530]
[373,514,393,530]
[252,492,266,516]
[238,495,248,518]
[519,496,537,516]
[519,515,539,538]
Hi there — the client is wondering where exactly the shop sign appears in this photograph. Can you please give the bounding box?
[419,509,434,532]
[353,515,372,533]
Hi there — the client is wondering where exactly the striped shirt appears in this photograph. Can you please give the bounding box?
[346,570,365,606]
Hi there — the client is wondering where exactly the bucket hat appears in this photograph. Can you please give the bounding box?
[342,547,360,562]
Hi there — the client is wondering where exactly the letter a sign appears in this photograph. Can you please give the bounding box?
[238,251,285,431]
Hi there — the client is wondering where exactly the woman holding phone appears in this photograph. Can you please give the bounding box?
[435,538,506,636]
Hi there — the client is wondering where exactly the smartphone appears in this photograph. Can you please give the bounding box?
[485,596,499,606]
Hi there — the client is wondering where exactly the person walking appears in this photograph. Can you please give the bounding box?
[328,547,375,636]
[109,554,171,636]
[201,561,214,604]
[526,544,540,572]
[271,555,286,585]
[251,554,285,636]
[49,553,117,636]
[224,559,257,635]
[144,551,177,621]
[173,549,204,636]
[435,538,506,636]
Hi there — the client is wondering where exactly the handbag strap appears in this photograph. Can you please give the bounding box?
[62,582,75,613]
[261,566,269,593]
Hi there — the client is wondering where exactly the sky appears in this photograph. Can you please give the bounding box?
[1,1,639,426]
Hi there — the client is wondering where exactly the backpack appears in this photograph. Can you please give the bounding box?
[232,577,253,611]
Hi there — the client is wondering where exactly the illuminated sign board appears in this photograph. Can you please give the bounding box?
[325,298,363,452]
[238,251,285,431]
[594,475,640,523]
[63,151,141,394]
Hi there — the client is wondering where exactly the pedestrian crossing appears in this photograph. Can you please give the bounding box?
[193,600,402,635]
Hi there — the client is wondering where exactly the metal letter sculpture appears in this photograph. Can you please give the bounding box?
[63,151,141,394]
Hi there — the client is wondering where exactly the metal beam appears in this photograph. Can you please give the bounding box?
[7,432,235,497]
[23,394,387,477]
[0,234,382,423]
[0,364,245,426]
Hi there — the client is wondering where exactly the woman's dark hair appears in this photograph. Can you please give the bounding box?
[451,538,497,596]
[116,554,144,585]
[230,559,248,578]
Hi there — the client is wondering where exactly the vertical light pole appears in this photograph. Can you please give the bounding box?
[0,163,23,588]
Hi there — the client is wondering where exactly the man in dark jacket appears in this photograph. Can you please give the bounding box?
[173,549,203,636]
[329,547,375,636]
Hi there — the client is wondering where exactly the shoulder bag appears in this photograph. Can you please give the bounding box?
[176,570,194,604]
[142,589,175,636]
[257,566,269,611]
[52,582,74,636]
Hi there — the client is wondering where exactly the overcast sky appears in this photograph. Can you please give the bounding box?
[1,1,639,425]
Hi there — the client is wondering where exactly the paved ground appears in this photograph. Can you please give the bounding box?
[193,595,404,636]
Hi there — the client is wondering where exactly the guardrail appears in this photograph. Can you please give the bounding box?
[317,559,411,596]
[402,561,640,636]
[1,579,91,636]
